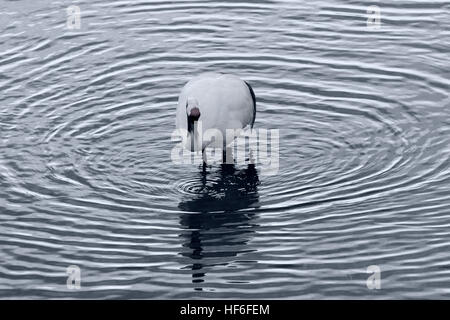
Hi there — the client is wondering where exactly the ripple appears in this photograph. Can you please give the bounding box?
[0,0,449,299]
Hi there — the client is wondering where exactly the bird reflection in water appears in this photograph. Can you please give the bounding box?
[178,163,260,290]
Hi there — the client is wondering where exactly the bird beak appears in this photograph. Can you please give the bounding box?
[190,132,195,152]
[187,108,201,152]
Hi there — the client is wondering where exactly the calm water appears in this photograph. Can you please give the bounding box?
[1,0,449,299]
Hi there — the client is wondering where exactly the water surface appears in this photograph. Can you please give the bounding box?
[1,0,450,299]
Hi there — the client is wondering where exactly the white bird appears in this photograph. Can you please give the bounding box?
[176,72,256,164]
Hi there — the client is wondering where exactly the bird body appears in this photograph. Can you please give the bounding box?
[176,73,256,154]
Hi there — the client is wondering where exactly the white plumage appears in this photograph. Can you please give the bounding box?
[176,73,256,156]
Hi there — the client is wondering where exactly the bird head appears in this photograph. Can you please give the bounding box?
[186,97,201,133]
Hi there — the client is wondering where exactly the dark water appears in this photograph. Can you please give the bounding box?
[1,0,449,299]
